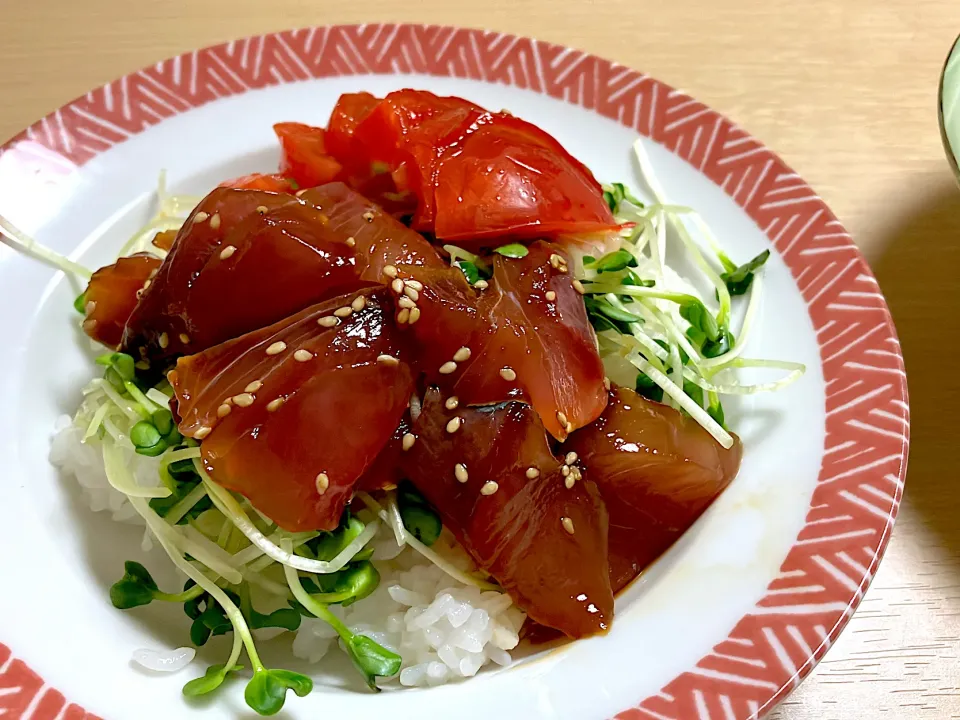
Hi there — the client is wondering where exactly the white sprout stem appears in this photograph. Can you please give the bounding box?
[93,379,149,422]
[0,215,93,279]
[179,526,245,584]
[128,494,263,670]
[146,387,173,406]
[198,462,379,574]
[164,483,209,525]
[682,363,805,395]
[124,382,161,415]
[82,401,112,441]
[629,355,734,448]
[101,440,171,499]
[701,272,764,370]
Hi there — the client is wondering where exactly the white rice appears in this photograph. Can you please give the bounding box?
[50,413,525,687]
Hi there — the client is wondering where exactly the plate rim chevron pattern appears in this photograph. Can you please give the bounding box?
[0,22,909,720]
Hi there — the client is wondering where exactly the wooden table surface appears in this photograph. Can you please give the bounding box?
[2,1,958,717]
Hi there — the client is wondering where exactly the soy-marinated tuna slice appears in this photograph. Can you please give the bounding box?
[298,182,446,281]
[80,253,162,349]
[168,289,414,532]
[122,187,366,368]
[567,386,743,592]
[404,388,613,639]
[392,242,607,440]
[355,413,412,493]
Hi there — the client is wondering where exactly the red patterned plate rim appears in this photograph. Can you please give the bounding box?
[0,23,909,720]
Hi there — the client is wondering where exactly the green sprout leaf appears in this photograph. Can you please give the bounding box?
[182,662,244,697]
[344,635,402,691]
[635,372,664,403]
[244,668,313,716]
[602,182,644,214]
[397,480,442,546]
[110,561,158,609]
[493,243,528,259]
[702,328,735,359]
[73,292,87,314]
[679,300,720,342]
[720,249,770,296]
[593,248,638,273]
[707,393,726,429]
[307,514,366,561]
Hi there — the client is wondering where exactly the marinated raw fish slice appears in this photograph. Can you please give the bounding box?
[453,242,607,439]
[122,187,363,367]
[298,182,446,281]
[356,413,413,493]
[404,388,613,638]
[566,385,743,591]
[169,289,414,532]
[80,253,162,349]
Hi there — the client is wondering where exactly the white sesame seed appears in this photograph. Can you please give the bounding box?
[391,278,405,294]
[220,245,236,260]
[565,475,576,489]
[455,463,469,483]
[296,188,308,197]
[233,393,254,407]
[143,279,152,291]
[266,341,287,356]
[315,473,330,495]
[408,307,421,324]
[453,346,471,363]
[193,212,209,223]
[405,279,424,291]
[561,465,571,477]
[398,296,416,309]
[499,367,517,382]
[266,397,285,412]
[383,265,398,279]
[136,289,144,299]
[82,319,97,333]
[256,205,268,215]
[402,433,416,451]
[549,253,562,269]
[84,300,97,315]
[439,361,458,375]
[566,421,574,433]
[334,306,353,318]
[445,396,460,410]
[545,290,557,301]
[561,516,575,534]
[377,354,400,367]
[397,308,411,324]
[135,360,150,370]
[179,333,191,344]
[480,481,499,496]
[572,279,586,295]
[345,236,356,248]
[317,316,339,328]
[194,426,212,440]
[446,416,463,434]
[403,286,420,302]
[209,213,221,230]
[362,211,375,222]
[245,380,263,393]
[217,404,232,418]
[351,295,367,312]
[158,332,169,349]
[294,349,313,362]
[556,411,568,427]
[526,467,540,479]
[603,376,611,390]
[565,451,578,465]
[475,280,489,290]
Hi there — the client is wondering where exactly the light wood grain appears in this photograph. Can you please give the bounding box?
[2,1,958,716]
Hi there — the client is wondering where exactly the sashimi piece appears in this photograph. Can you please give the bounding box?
[355,413,412,493]
[273,122,343,189]
[390,242,607,439]
[404,388,613,638]
[220,173,297,193]
[80,253,162,349]
[122,187,366,368]
[566,386,743,592]
[169,289,414,532]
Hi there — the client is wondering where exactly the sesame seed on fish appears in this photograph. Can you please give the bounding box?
[294,349,313,362]
[556,411,568,427]
[526,467,540,479]
[209,213,221,230]
[317,316,339,328]
[345,236,356,248]
[216,404,232,418]
[453,346,471,363]
[565,452,578,465]
[193,212,209,223]
[220,245,236,260]
[439,361,458,375]
[397,308,411,324]
[245,380,263,393]
[256,205,268,215]
[383,265,398,279]
[179,333,191,344]
[266,341,287,356]
[266,397,285,413]
[403,286,420,302]
[398,296,416,309]
[377,354,400,367]
[572,279,586,295]
[480,481,499,496]
[315,473,329,495]
[475,279,489,290]
[445,396,460,410]
[391,278,405,294]
[362,211,375,222]
[158,332,169,349]
[455,463,469,483]
[334,306,353,318]
[499,367,517,382]
[561,517,575,534]
[194,426,212,439]
[446,416,463,434]
[408,307,421,324]
[405,279,424,292]
[351,296,367,312]
[402,433,417,451]
[233,393,255,407]
[545,290,557,301]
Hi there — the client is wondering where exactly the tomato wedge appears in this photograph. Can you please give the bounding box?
[220,173,296,193]
[404,389,613,638]
[432,113,620,243]
[567,386,743,591]
[169,289,414,532]
[123,187,366,368]
[273,122,343,189]
[80,253,162,349]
